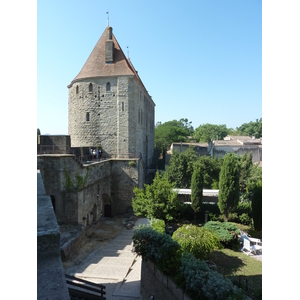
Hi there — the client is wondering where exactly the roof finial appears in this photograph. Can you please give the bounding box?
[127,46,129,60]
[106,11,109,26]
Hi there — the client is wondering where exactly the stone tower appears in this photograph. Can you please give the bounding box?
[68,26,155,168]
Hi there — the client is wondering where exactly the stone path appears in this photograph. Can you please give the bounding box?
[65,218,150,300]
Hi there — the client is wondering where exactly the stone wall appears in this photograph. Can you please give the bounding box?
[37,170,70,300]
[213,145,261,162]
[38,135,71,154]
[68,75,155,168]
[37,155,144,226]
[141,259,192,300]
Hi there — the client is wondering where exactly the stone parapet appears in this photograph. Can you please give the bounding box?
[37,170,70,299]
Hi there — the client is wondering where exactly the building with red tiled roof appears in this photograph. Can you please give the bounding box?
[68,26,155,168]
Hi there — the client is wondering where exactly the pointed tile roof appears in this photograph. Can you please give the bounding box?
[69,27,136,86]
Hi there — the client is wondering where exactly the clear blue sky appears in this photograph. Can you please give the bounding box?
[37,0,262,135]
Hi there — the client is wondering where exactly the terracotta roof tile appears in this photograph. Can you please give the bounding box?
[69,27,135,85]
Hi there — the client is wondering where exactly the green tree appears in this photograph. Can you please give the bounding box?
[193,123,229,143]
[196,156,221,189]
[218,153,240,221]
[165,147,198,188]
[235,118,262,138]
[191,165,203,218]
[239,152,253,200]
[155,119,192,152]
[132,171,180,224]
[251,180,262,231]
[244,163,262,201]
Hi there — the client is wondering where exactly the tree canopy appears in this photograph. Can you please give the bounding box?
[191,164,204,216]
[132,171,181,223]
[235,118,262,138]
[193,124,229,143]
[155,119,194,152]
[218,153,240,220]
[165,147,198,188]
[166,149,221,189]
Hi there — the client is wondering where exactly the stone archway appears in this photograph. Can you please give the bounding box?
[102,193,112,217]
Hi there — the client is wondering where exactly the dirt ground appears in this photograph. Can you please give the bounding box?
[62,216,137,271]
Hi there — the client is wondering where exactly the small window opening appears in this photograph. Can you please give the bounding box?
[106,82,111,92]
[89,83,93,92]
[86,112,90,121]
[76,85,79,94]
[122,102,124,111]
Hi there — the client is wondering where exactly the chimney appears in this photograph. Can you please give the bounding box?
[105,27,114,63]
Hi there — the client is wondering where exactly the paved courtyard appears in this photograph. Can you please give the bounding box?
[65,218,150,300]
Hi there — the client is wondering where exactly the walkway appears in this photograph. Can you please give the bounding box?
[65,218,150,300]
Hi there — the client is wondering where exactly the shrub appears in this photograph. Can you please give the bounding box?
[132,226,182,276]
[150,218,165,233]
[179,253,244,300]
[172,224,222,260]
[204,221,239,248]
[228,212,239,223]
[251,180,262,231]
[239,213,252,225]
[232,201,252,216]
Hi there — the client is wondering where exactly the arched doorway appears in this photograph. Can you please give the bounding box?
[102,193,112,217]
[104,205,111,217]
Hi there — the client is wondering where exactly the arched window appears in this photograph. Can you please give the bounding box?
[76,85,79,94]
[89,83,93,92]
[106,82,111,91]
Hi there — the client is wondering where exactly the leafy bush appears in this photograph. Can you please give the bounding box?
[228,212,239,223]
[239,213,252,225]
[172,224,222,260]
[232,201,252,216]
[209,213,225,222]
[179,253,244,300]
[132,226,182,276]
[150,218,165,233]
[204,221,239,248]
[132,172,181,223]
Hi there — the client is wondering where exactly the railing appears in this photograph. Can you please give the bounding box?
[37,146,142,160]
[78,152,142,163]
[66,274,106,299]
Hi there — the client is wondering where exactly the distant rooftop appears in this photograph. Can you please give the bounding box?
[214,135,262,146]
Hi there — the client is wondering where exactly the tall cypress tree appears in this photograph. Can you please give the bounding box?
[252,180,262,231]
[191,164,204,219]
[218,153,240,221]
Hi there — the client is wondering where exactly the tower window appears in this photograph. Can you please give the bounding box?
[106,82,111,91]
[76,85,79,94]
[89,83,93,92]
[122,102,124,111]
[86,112,90,121]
